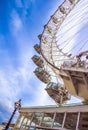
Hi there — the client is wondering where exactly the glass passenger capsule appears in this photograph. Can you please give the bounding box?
[34,67,51,83]
[32,55,44,68]
[38,34,42,40]
[69,0,75,4]
[34,44,41,54]
[59,6,66,14]
[45,82,70,104]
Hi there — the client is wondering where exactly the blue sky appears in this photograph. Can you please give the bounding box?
[0,0,64,124]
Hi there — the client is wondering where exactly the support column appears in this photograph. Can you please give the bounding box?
[23,118,29,130]
[76,112,80,130]
[14,114,22,129]
[19,116,25,130]
[62,112,66,128]
[51,112,56,128]
[39,113,45,126]
[27,112,35,130]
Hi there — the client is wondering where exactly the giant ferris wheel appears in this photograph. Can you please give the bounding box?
[32,0,88,105]
[12,1,88,130]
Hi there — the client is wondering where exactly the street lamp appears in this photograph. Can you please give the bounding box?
[4,99,21,130]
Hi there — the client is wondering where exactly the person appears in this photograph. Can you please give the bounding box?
[76,56,81,67]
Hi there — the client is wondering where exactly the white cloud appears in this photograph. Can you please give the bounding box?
[0,8,56,117]
[33,83,55,105]
[10,10,23,34]
[23,83,56,107]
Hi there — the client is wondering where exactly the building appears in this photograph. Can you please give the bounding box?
[13,104,88,130]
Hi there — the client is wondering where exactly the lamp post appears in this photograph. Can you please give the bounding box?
[4,99,21,130]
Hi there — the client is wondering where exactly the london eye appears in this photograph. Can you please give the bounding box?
[32,0,88,104]
[13,1,88,130]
